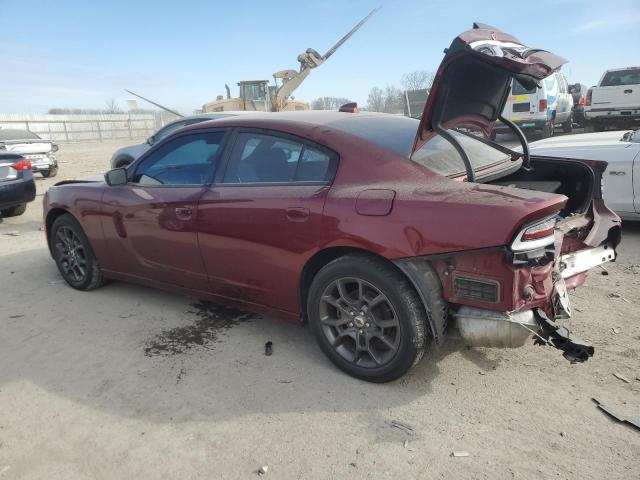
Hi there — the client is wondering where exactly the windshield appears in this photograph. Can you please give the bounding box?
[412,130,511,177]
[512,79,536,95]
[601,69,640,87]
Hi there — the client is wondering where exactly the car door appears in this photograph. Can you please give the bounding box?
[101,129,228,290]
[197,129,338,314]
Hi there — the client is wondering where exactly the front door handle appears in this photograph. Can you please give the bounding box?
[624,89,632,94]
[286,207,310,222]
[175,206,194,220]
[609,171,626,176]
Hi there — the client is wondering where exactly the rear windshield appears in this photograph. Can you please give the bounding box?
[512,79,536,95]
[0,129,41,141]
[412,130,511,177]
[601,69,640,87]
[328,115,511,177]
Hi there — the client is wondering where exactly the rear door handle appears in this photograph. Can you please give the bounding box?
[175,206,194,220]
[624,89,632,94]
[286,207,310,222]
[609,171,626,176]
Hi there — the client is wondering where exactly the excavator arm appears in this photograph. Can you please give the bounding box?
[272,8,378,111]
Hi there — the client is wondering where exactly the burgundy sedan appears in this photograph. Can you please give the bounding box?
[44,25,620,382]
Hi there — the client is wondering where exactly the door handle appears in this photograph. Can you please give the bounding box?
[609,171,626,176]
[286,207,310,222]
[624,89,632,94]
[175,206,193,220]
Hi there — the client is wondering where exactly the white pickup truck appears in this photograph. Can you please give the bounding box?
[585,67,640,131]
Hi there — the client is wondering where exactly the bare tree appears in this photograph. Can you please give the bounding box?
[400,70,435,91]
[311,96,353,110]
[104,98,123,113]
[383,85,404,114]
[366,86,385,112]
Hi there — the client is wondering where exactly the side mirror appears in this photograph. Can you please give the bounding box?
[104,168,128,186]
[147,135,155,145]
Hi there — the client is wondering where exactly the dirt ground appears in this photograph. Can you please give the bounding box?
[1,138,639,479]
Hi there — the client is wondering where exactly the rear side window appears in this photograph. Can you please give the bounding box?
[222,132,335,184]
[133,131,225,185]
[601,69,640,87]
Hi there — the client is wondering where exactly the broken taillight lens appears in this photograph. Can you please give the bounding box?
[521,218,556,241]
[585,89,592,106]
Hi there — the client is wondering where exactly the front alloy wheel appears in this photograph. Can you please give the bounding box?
[51,214,104,290]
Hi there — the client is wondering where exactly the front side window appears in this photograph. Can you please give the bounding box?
[222,132,334,184]
[412,130,511,177]
[133,131,225,186]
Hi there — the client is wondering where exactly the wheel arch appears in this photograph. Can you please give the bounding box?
[45,208,74,253]
[299,246,445,341]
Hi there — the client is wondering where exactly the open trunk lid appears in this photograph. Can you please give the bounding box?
[412,23,566,157]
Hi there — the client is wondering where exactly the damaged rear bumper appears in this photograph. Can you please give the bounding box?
[454,306,594,363]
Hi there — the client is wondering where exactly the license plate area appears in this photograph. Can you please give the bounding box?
[560,244,616,278]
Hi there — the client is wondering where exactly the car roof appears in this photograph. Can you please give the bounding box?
[190,111,420,157]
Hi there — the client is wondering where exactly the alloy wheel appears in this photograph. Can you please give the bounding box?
[54,226,88,283]
[319,277,400,368]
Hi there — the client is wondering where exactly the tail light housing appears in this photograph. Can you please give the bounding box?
[585,89,592,106]
[11,159,32,171]
[538,99,548,111]
[578,95,586,106]
[511,216,557,252]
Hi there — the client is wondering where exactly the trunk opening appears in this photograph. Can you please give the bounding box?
[488,156,594,217]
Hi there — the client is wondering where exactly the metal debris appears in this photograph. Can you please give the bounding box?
[390,420,415,435]
[592,398,640,431]
[613,373,631,384]
[3,231,20,236]
[258,465,269,475]
[451,451,470,457]
[265,341,273,356]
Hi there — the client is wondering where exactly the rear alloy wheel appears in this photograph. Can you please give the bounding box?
[1,203,27,217]
[307,254,427,382]
[51,214,104,290]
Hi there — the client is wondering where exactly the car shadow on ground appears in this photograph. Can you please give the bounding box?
[0,247,501,425]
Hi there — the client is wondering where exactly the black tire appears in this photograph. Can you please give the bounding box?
[541,121,554,139]
[562,114,573,133]
[307,253,429,382]
[50,213,104,290]
[594,122,606,132]
[1,203,27,217]
[42,165,58,178]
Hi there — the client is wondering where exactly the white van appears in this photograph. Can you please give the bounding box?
[493,72,574,138]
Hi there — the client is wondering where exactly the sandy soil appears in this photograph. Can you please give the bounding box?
[1,139,639,479]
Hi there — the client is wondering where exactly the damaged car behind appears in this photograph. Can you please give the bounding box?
[0,129,59,178]
[43,24,621,382]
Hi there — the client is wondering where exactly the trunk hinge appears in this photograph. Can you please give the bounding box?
[533,309,594,363]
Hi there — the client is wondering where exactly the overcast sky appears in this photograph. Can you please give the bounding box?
[1,0,639,113]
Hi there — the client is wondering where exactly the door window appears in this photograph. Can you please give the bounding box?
[222,132,335,184]
[133,131,226,186]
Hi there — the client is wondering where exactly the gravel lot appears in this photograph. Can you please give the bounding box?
[1,138,639,479]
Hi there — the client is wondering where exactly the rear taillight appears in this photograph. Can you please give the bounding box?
[511,216,557,252]
[578,95,586,106]
[11,159,32,171]
[539,99,548,111]
[585,89,592,106]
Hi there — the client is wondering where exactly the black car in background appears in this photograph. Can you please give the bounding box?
[569,83,588,127]
[0,153,36,217]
